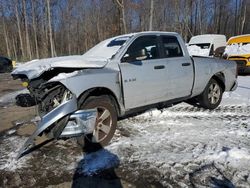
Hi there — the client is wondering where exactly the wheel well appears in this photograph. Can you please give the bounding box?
[212,72,225,92]
[78,87,121,116]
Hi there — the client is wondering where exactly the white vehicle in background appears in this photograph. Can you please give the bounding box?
[188,34,227,57]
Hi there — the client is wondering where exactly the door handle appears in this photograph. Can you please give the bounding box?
[154,65,165,69]
[182,63,191,66]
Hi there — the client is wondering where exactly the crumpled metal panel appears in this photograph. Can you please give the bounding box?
[17,95,78,158]
[60,109,97,137]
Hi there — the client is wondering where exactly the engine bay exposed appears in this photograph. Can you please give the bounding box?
[13,67,80,109]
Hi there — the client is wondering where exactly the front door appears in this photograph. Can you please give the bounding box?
[119,35,169,110]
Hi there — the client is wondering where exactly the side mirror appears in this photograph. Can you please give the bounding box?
[122,53,131,62]
[122,49,147,62]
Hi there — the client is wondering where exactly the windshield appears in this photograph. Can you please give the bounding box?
[224,43,250,56]
[82,35,132,59]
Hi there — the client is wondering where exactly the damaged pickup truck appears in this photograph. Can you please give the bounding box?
[12,32,238,158]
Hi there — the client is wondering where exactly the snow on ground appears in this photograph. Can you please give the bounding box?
[0,76,250,187]
[0,89,28,106]
[69,75,250,186]
[223,76,250,105]
[0,136,31,171]
[105,75,250,186]
[205,147,250,168]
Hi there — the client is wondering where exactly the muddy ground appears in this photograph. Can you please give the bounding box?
[0,73,250,188]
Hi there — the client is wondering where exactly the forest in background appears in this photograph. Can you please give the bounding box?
[0,0,249,61]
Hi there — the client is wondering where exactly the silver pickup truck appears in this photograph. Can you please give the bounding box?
[12,32,237,157]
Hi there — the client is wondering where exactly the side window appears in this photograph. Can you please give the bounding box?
[162,36,183,58]
[122,35,159,62]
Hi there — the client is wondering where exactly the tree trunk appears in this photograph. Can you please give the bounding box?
[240,0,246,34]
[2,17,11,58]
[12,38,17,60]
[31,0,39,59]
[241,4,247,34]
[114,0,127,33]
[44,1,49,58]
[217,2,222,34]
[189,0,193,37]
[194,1,198,35]
[23,0,32,60]
[47,0,56,57]
[15,3,24,59]
[234,0,238,35]
[149,0,154,31]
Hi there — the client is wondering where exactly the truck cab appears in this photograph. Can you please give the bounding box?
[117,32,194,109]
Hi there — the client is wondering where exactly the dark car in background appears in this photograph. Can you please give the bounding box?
[0,56,13,73]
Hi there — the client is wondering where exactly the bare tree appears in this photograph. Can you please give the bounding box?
[149,0,154,31]
[31,0,39,59]
[114,0,127,33]
[0,0,250,60]
[47,0,56,57]
[2,16,11,57]
[239,0,247,34]
[15,2,24,58]
[23,0,32,59]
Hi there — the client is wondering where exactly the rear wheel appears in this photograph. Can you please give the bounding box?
[77,95,117,147]
[198,78,223,109]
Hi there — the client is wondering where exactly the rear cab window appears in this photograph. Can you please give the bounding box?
[161,36,183,58]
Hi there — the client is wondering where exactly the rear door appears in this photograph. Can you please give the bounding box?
[160,35,194,99]
[119,35,170,109]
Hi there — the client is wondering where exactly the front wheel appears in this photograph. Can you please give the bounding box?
[76,95,117,148]
[198,79,223,109]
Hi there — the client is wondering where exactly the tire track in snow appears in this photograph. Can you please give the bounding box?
[112,104,250,187]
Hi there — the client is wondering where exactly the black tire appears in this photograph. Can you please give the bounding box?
[76,95,117,148]
[15,94,36,107]
[198,78,223,109]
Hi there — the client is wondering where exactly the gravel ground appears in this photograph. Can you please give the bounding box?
[0,73,250,188]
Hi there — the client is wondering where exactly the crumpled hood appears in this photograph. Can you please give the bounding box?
[12,55,108,80]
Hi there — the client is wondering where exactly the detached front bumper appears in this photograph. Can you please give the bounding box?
[17,95,97,158]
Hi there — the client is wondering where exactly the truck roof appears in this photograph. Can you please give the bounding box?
[189,34,226,44]
[227,34,250,44]
[134,31,178,35]
[114,31,179,38]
